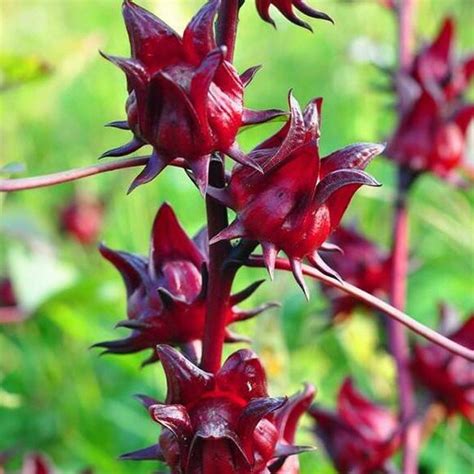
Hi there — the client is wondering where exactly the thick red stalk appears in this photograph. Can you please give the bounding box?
[201,0,241,373]
[201,159,234,373]
[215,0,241,61]
[390,0,419,471]
[389,181,420,472]
[397,0,415,70]
[245,256,474,361]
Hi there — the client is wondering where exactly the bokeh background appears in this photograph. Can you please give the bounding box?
[1,0,473,472]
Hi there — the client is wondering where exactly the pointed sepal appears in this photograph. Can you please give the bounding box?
[290,258,309,300]
[100,137,145,159]
[127,151,169,194]
[240,65,262,87]
[120,443,164,461]
[314,169,381,207]
[156,345,212,404]
[227,142,264,173]
[209,219,246,245]
[262,242,278,280]
[230,279,265,305]
[217,349,268,399]
[320,142,385,178]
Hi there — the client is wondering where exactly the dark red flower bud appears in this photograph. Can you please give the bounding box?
[410,307,474,422]
[387,18,474,183]
[0,276,23,324]
[1,452,54,474]
[269,384,316,473]
[209,93,383,297]
[309,378,401,474]
[59,196,104,245]
[122,346,313,473]
[0,277,16,308]
[94,203,275,365]
[255,0,333,31]
[0,452,92,474]
[410,18,473,101]
[321,226,391,321]
[21,454,54,474]
[102,0,283,194]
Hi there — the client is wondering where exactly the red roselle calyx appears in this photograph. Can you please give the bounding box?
[93,203,275,365]
[321,226,392,321]
[255,0,333,31]
[0,452,53,474]
[209,93,383,297]
[102,0,284,194]
[0,452,93,474]
[122,345,315,473]
[0,277,23,324]
[411,307,474,422]
[270,384,316,473]
[309,378,401,474]
[387,17,474,184]
[21,454,54,474]
[59,196,104,245]
[0,277,16,308]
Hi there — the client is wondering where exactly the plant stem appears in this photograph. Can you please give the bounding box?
[244,256,474,361]
[390,0,419,470]
[0,307,25,324]
[0,156,187,192]
[389,172,420,472]
[201,0,241,373]
[201,159,234,373]
[397,0,416,74]
[216,0,241,61]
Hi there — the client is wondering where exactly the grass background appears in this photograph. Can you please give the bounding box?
[1,0,473,472]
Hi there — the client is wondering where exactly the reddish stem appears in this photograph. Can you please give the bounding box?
[0,307,25,324]
[398,0,416,72]
[244,256,474,361]
[389,180,420,472]
[0,156,187,192]
[391,0,419,470]
[201,0,241,373]
[215,0,241,61]
[201,159,234,373]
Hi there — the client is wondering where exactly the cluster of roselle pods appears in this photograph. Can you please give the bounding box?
[1,0,472,473]
[386,16,473,188]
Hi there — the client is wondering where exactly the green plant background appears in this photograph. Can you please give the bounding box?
[0,0,473,472]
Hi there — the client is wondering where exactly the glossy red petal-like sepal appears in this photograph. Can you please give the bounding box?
[217,349,268,399]
[320,142,385,178]
[183,0,220,61]
[157,345,212,404]
[122,0,182,68]
[150,203,206,270]
[238,397,287,460]
[150,404,193,444]
[314,169,381,207]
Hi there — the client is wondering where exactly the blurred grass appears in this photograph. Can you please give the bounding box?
[1,0,473,472]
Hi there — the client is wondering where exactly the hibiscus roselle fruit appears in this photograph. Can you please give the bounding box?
[0,0,472,472]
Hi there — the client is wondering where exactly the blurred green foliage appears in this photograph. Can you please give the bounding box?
[0,0,473,472]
